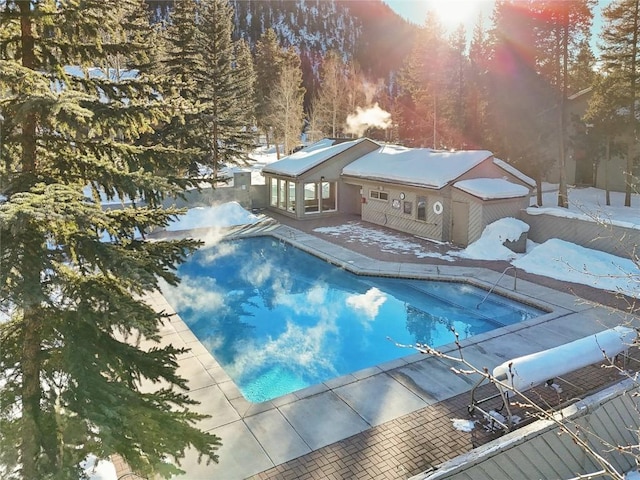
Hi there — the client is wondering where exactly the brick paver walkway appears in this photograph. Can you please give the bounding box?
[250,355,637,480]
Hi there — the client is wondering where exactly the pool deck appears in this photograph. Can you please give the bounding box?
[144,213,639,480]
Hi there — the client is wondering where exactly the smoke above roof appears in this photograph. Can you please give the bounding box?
[345,103,392,137]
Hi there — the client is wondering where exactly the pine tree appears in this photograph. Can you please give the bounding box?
[467,12,491,148]
[157,0,209,175]
[531,0,595,208]
[233,37,257,149]
[0,1,221,478]
[398,12,450,148]
[568,39,597,93]
[585,73,628,204]
[598,0,639,207]
[485,0,558,206]
[199,0,256,176]
[254,28,282,147]
[444,24,469,148]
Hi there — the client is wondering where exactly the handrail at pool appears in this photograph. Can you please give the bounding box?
[476,266,517,309]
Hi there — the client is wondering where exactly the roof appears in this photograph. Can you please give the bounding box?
[262,138,376,177]
[342,145,493,189]
[493,158,536,187]
[454,178,530,200]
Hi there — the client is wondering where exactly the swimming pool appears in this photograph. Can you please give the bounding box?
[161,236,544,403]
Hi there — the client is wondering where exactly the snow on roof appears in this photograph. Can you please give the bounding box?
[454,178,530,200]
[493,158,535,187]
[262,138,371,177]
[342,145,493,189]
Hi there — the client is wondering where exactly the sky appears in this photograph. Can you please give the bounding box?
[384,0,608,48]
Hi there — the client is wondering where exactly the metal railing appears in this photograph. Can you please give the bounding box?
[476,266,518,309]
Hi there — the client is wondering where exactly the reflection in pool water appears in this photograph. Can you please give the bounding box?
[161,236,544,402]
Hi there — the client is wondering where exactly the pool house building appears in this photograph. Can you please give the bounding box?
[262,139,535,247]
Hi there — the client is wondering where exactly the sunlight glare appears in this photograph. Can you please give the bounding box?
[424,0,484,29]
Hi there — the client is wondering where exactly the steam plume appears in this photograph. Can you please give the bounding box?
[345,103,392,137]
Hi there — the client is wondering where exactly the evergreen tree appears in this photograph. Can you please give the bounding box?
[199,0,256,175]
[568,39,597,93]
[467,12,491,148]
[233,37,257,148]
[0,1,221,478]
[531,0,595,208]
[597,0,639,206]
[398,12,450,148]
[254,28,282,146]
[444,25,469,148]
[157,0,209,174]
[585,73,628,204]
[485,0,558,206]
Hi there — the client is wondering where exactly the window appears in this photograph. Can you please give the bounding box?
[417,196,427,221]
[403,201,412,215]
[369,190,389,201]
[278,179,286,210]
[304,182,319,213]
[321,181,337,212]
[270,178,278,207]
[287,181,296,212]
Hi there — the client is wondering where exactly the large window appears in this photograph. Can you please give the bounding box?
[321,181,337,212]
[304,182,319,213]
[287,181,296,212]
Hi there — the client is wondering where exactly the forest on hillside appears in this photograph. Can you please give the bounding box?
[145,0,638,206]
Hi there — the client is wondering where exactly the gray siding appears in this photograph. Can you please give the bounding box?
[339,183,362,215]
[413,380,639,480]
[355,180,445,241]
[450,190,529,245]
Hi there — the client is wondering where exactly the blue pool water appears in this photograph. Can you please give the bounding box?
[161,236,544,403]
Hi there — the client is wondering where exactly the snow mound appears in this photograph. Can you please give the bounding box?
[512,238,640,298]
[455,217,529,261]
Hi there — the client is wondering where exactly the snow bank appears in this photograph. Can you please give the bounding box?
[455,218,529,261]
[512,238,640,298]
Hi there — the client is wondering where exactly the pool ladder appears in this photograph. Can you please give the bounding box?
[476,266,518,309]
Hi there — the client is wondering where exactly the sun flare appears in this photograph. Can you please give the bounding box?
[424,0,488,29]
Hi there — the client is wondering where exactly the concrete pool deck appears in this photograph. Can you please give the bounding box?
[145,216,639,480]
